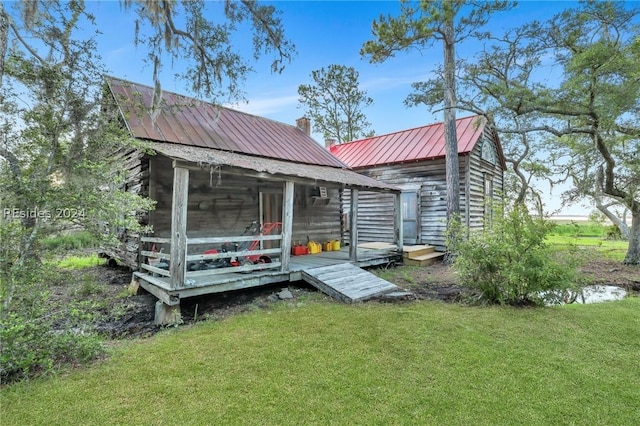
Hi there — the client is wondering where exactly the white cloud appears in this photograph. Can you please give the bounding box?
[226,94,299,116]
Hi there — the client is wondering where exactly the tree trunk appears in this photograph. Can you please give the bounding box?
[595,202,630,240]
[624,211,639,265]
[0,2,8,89]
[443,14,460,226]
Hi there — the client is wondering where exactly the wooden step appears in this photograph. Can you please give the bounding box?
[403,251,445,267]
[403,245,435,259]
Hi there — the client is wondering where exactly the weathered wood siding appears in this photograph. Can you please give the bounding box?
[466,130,504,232]
[343,129,503,251]
[106,148,148,268]
[147,155,343,254]
[342,189,396,244]
[292,185,343,246]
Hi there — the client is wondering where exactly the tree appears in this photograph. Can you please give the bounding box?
[361,0,513,237]
[297,64,373,143]
[407,25,553,216]
[527,1,640,264]
[0,0,295,380]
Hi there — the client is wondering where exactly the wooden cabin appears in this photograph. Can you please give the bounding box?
[103,77,403,323]
[330,116,506,251]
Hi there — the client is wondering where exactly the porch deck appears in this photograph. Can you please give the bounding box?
[133,246,401,306]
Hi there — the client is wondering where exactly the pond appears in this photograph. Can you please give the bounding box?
[549,285,629,305]
[571,285,628,304]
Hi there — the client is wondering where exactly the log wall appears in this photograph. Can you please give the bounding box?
[343,128,504,251]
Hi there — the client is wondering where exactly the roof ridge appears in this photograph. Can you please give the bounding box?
[336,114,483,148]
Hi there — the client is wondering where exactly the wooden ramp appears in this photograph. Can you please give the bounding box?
[301,263,398,303]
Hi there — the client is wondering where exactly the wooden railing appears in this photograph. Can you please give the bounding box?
[139,233,284,283]
[139,236,171,277]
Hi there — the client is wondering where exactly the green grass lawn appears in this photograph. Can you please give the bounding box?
[546,235,629,262]
[2,298,639,425]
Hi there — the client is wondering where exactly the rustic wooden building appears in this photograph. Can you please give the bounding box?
[104,77,404,323]
[330,115,506,250]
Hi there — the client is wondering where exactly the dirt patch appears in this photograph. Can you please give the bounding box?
[370,255,639,303]
[51,254,638,341]
[49,264,323,340]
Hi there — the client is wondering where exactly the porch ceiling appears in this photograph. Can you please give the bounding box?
[152,142,400,193]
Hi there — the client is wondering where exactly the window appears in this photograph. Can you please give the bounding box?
[481,138,497,165]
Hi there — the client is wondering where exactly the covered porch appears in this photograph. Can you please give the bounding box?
[133,144,402,322]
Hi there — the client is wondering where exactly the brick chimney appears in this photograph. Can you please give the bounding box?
[295,117,310,136]
[324,138,337,149]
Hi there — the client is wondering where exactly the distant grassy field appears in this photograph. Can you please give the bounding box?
[2,298,639,425]
[546,223,629,261]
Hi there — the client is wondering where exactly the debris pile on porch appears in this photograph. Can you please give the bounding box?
[402,245,445,266]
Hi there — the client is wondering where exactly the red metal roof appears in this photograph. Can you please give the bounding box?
[330,115,487,168]
[106,77,347,168]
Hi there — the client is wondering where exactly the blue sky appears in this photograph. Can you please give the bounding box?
[99,1,572,134]
[27,0,636,215]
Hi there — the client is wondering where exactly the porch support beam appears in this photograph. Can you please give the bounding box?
[349,188,358,262]
[171,160,397,194]
[394,192,404,253]
[280,180,294,272]
[170,165,189,289]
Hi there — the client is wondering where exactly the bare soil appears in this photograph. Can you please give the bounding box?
[57,256,638,340]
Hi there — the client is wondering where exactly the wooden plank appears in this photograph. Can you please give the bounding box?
[185,261,281,278]
[358,242,397,250]
[394,192,404,252]
[302,263,398,303]
[140,250,172,260]
[187,234,282,245]
[403,245,435,259]
[349,189,358,262]
[141,236,171,243]
[185,248,280,261]
[170,166,189,289]
[140,263,171,277]
[280,180,294,272]
[403,252,445,266]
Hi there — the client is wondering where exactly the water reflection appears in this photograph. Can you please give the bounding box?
[553,285,628,305]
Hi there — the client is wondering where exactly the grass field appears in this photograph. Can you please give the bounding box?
[2,298,639,425]
[546,223,630,261]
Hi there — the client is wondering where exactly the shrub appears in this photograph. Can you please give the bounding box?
[41,230,99,252]
[0,262,105,384]
[448,205,581,306]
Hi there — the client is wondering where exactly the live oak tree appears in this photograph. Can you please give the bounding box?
[297,64,374,143]
[0,0,295,380]
[361,0,513,237]
[450,25,553,216]
[526,1,640,264]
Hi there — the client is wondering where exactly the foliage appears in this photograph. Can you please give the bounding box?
[2,299,640,424]
[53,253,105,270]
[453,1,640,262]
[121,0,295,106]
[0,262,105,384]
[1,0,295,383]
[297,64,373,143]
[41,231,99,252]
[362,0,514,230]
[539,1,640,264]
[448,205,581,305]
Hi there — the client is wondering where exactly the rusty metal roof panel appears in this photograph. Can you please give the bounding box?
[152,142,400,193]
[331,115,486,168]
[106,77,346,168]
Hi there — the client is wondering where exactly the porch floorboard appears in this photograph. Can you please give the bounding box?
[133,247,400,301]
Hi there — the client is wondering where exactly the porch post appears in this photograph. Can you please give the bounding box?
[280,180,294,272]
[349,188,358,262]
[394,192,404,252]
[170,165,189,289]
